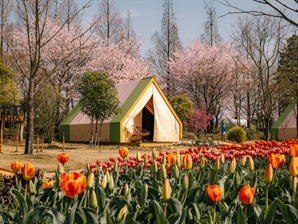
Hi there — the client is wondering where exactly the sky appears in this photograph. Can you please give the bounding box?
[75,0,296,55]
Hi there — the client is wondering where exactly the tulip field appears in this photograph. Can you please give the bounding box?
[1,139,298,223]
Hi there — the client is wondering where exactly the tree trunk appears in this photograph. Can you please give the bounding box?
[24,78,35,154]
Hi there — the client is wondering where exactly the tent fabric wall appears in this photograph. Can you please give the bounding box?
[271,103,297,141]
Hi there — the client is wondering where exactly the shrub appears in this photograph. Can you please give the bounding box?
[227,126,246,143]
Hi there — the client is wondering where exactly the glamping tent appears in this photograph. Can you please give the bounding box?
[60,77,182,144]
[271,104,297,141]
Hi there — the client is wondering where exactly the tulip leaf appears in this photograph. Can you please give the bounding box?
[46,209,66,224]
[167,197,182,215]
[218,200,229,217]
[95,185,106,213]
[11,188,28,217]
[75,208,87,224]
[224,211,237,224]
[196,169,205,184]
[277,199,296,223]
[253,204,265,224]
[22,207,46,224]
[81,208,99,223]
[147,185,161,200]
[188,172,194,189]
[149,200,168,224]
[264,199,278,224]
[184,187,201,205]
[64,201,78,224]
[185,203,200,223]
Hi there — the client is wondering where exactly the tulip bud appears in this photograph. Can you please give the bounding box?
[86,163,90,171]
[114,161,118,173]
[101,174,107,189]
[162,178,171,201]
[240,156,246,167]
[229,158,236,174]
[98,165,103,172]
[144,154,148,164]
[136,151,141,162]
[151,159,158,174]
[183,154,193,170]
[182,174,189,191]
[123,183,129,198]
[116,205,127,223]
[290,176,297,191]
[57,163,64,174]
[162,156,166,165]
[106,172,110,183]
[109,176,114,191]
[176,155,181,168]
[160,164,167,180]
[214,159,220,172]
[29,180,35,194]
[220,153,225,164]
[91,189,98,209]
[173,164,179,179]
[248,156,254,171]
[264,163,273,184]
[152,148,157,159]
[235,172,241,186]
[199,157,205,169]
[40,172,47,184]
[87,172,94,189]
[144,183,148,200]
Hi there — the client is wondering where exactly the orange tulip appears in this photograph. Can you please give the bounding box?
[22,162,35,181]
[119,147,129,158]
[269,153,285,168]
[290,157,298,176]
[290,144,298,157]
[239,185,255,204]
[182,154,193,170]
[11,160,22,173]
[42,179,54,189]
[57,153,69,165]
[206,184,223,203]
[60,172,86,198]
[167,153,177,166]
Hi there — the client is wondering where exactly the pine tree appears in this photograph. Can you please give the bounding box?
[146,0,182,98]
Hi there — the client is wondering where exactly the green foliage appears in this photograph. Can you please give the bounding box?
[78,71,121,122]
[170,94,193,122]
[34,84,62,142]
[226,126,246,143]
[0,62,18,110]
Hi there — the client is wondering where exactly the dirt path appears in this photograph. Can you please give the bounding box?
[0,142,180,174]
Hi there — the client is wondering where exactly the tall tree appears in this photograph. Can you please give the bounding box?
[93,0,124,45]
[146,0,182,97]
[200,0,222,46]
[231,15,288,140]
[278,34,298,138]
[123,10,136,40]
[6,0,93,154]
[0,0,12,60]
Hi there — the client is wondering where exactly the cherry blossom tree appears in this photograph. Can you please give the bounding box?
[184,107,214,138]
[6,0,95,154]
[88,37,151,83]
[169,40,251,131]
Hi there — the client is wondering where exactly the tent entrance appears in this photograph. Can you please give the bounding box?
[142,106,154,141]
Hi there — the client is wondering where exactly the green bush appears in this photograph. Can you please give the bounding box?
[227,126,246,143]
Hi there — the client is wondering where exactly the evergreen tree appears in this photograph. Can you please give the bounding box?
[200,0,222,46]
[146,0,182,98]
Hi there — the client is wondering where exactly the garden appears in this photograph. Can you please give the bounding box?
[0,139,298,223]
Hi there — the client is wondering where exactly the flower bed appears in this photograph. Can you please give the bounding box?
[1,140,298,223]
